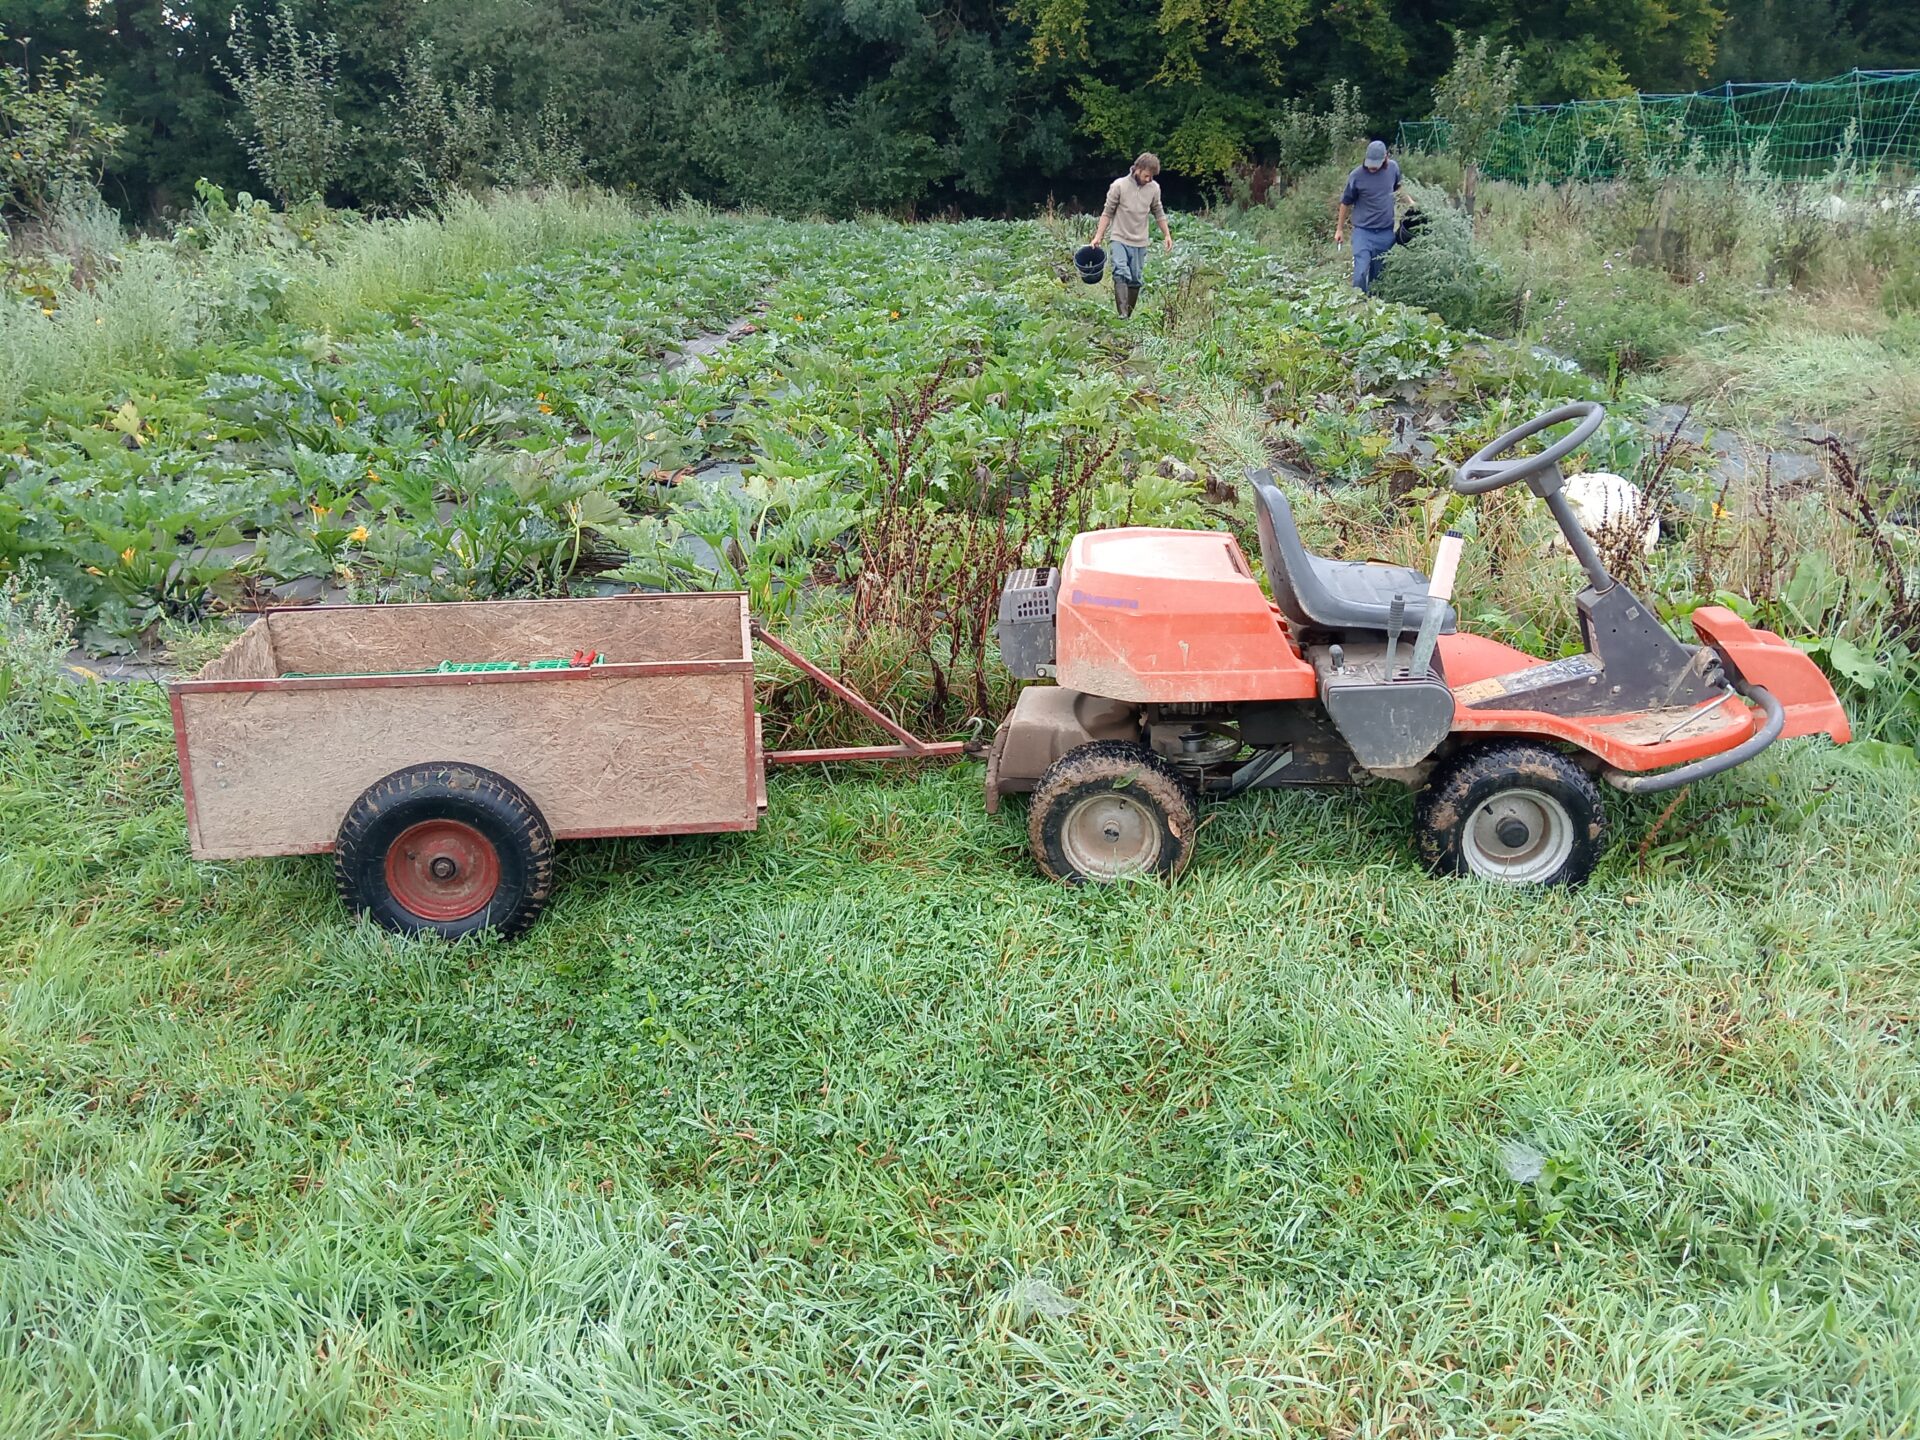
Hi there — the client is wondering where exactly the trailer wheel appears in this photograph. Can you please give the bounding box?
[335,764,555,939]
[1028,741,1196,885]
[1414,743,1606,887]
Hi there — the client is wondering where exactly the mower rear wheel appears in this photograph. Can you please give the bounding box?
[1415,743,1606,887]
[335,763,555,938]
[1028,741,1196,885]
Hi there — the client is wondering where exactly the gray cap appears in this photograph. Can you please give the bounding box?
[1364,140,1388,169]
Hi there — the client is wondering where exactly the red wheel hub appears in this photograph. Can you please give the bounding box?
[384,819,501,922]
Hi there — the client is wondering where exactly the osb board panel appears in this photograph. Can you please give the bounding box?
[179,672,753,858]
[196,620,278,682]
[263,594,746,676]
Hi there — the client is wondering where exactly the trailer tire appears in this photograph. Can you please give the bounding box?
[1028,741,1196,885]
[1414,743,1606,887]
[335,763,555,939]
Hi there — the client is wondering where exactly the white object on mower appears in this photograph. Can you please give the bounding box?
[1551,469,1659,556]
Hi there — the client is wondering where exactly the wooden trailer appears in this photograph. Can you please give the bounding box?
[170,592,957,938]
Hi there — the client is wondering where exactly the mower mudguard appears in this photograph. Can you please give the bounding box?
[1690,606,1852,742]
[984,687,1139,812]
[1322,673,1456,770]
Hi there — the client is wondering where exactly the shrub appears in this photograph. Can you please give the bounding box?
[0,576,75,725]
[498,101,587,190]
[1239,157,1351,257]
[1398,149,1464,196]
[1374,191,1520,334]
[1271,82,1369,190]
[0,36,125,225]
[1522,263,1705,371]
[382,42,502,203]
[219,4,352,206]
[1884,252,1920,317]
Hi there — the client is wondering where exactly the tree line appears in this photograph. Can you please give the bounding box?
[3,0,1916,222]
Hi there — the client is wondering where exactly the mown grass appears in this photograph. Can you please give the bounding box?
[4,632,1918,1437]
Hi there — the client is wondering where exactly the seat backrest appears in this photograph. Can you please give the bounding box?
[1249,470,1316,630]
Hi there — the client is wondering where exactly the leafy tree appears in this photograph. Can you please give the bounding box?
[382,40,500,202]
[1506,0,1723,101]
[218,3,351,205]
[1433,32,1521,219]
[0,33,126,223]
[1712,0,1917,78]
[498,100,586,190]
[1,0,247,215]
[1016,0,1329,181]
[7,0,1910,221]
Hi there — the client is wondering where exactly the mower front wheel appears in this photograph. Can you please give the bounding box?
[1415,743,1606,887]
[1028,741,1196,885]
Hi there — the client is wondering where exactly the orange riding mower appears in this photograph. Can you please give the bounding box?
[984,401,1849,886]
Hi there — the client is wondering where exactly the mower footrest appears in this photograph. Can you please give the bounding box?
[1454,655,1603,709]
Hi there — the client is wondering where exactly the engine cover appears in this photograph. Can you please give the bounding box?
[1052,528,1316,703]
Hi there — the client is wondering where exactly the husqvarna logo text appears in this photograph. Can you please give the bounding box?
[1071,590,1140,611]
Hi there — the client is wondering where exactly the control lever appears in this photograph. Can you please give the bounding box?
[1383,593,1405,677]
[1407,531,1463,680]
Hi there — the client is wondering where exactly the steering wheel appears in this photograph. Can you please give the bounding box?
[1454,401,1607,496]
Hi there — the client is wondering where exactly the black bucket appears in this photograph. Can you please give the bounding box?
[1073,244,1106,284]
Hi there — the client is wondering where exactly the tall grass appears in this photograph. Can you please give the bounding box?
[1220,157,1920,444]
[285,188,645,329]
[0,241,213,411]
[1668,329,1920,459]
[0,188,646,414]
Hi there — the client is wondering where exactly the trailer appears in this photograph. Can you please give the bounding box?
[169,593,965,937]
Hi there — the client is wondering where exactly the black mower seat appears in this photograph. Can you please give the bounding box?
[1250,472,1457,637]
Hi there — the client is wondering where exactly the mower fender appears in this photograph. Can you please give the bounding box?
[984,687,1140,812]
[1690,606,1852,743]
[1322,674,1456,771]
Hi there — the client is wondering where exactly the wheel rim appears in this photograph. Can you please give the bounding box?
[1060,789,1162,880]
[384,819,501,921]
[1461,786,1574,884]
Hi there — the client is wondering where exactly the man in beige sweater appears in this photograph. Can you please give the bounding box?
[1090,153,1172,318]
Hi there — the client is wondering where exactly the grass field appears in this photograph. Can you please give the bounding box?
[4,195,1920,1437]
[5,618,1918,1437]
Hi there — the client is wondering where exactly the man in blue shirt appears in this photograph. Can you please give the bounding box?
[1334,140,1405,294]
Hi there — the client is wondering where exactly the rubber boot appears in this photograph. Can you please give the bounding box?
[1113,277,1127,316]
[1124,282,1140,317]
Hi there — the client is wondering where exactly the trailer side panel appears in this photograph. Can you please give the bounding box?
[178,668,754,859]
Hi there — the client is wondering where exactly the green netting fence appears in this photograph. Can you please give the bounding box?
[1397,69,1920,186]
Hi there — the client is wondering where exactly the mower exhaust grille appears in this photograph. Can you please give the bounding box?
[997,568,1060,679]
